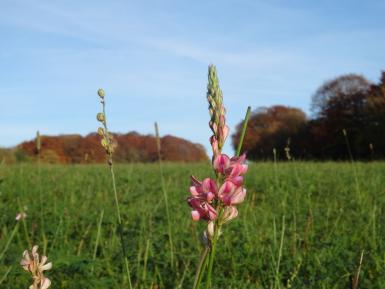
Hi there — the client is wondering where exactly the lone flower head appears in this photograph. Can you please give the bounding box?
[21,245,52,289]
[187,65,248,242]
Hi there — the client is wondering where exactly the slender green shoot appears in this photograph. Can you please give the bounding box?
[97,89,133,289]
[0,266,12,285]
[92,209,104,274]
[0,223,19,261]
[154,122,174,268]
[236,106,251,157]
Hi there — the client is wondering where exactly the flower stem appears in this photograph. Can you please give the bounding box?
[91,209,104,274]
[192,246,209,289]
[205,224,220,289]
[0,223,19,261]
[100,96,133,289]
[154,122,175,268]
[110,162,133,289]
[236,106,251,157]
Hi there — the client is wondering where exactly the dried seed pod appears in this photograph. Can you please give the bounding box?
[97,113,105,122]
[97,127,105,136]
[97,88,105,98]
[101,138,108,149]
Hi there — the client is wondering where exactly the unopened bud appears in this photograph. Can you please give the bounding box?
[97,127,105,136]
[101,138,108,149]
[207,221,215,239]
[97,88,105,98]
[97,113,105,122]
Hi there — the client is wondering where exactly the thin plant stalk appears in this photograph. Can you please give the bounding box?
[154,122,174,268]
[193,106,251,289]
[274,215,285,289]
[205,222,220,289]
[36,131,48,255]
[0,266,12,285]
[192,247,209,289]
[236,106,251,157]
[110,153,133,288]
[352,250,364,289]
[17,198,31,247]
[92,209,104,274]
[98,91,133,289]
[342,129,361,196]
[0,223,19,261]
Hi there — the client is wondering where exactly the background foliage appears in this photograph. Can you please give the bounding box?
[233,71,385,160]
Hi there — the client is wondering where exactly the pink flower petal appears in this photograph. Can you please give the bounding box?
[229,176,244,186]
[189,186,199,196]
[221,206,238,223]
[202,178,217,195]
[40,261,53,271]
[41,277,51,289]
[191,210,200,221]
[206,192,215,202]
[230,187,247,204]
[213,154,230,174]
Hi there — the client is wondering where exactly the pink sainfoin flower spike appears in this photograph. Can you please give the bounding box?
[187,64,248,240]
[21,245,52,289]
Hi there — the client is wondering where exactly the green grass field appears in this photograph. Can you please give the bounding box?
[0,162,384,288]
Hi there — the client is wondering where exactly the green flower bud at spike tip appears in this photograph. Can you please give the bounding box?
[97,113,105,122]
[97,88,105,98]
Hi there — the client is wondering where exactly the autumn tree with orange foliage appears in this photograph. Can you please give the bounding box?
[19,132,208,164]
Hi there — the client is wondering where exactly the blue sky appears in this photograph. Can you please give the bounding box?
[1,0,385,155]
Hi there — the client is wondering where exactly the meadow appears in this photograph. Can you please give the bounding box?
[0,162,384,288]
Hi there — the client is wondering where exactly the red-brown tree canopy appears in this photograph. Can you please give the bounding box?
[18,132,208,163]
[232,105,307,160]
[233,71,385,160]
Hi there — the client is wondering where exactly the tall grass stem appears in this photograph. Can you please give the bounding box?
[100,94,133,289]
[236,106,251,157]
[154,122,174,268]
[0,223,19,261]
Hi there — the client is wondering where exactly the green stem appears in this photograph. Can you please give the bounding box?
[91,209,104,274]
[110,164,133,289]
[101,97,133,289]
[155,122,174,268]
[0,223,19,261]
[37,150,47,256]
[17,198,31,247]
[236,106,251,157]
[0,266,12,285]
[192,246,210,289]
[205,224,220,289]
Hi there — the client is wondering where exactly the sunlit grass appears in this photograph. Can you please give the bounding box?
[0,162,384,288]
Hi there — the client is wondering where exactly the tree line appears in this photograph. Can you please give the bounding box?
[232,71,385,160]
[0,132,208,164]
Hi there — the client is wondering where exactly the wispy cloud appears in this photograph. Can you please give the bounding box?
[1,0,385,150]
